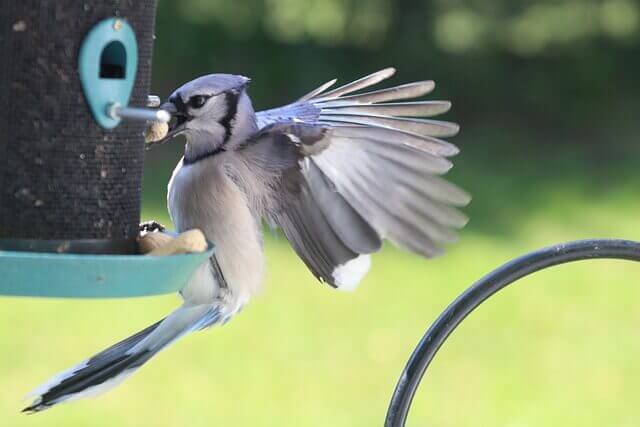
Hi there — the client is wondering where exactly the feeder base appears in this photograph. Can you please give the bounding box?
[0,244,213,298]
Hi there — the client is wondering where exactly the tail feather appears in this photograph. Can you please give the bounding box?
[23,320,161,413]
[24,304,220,413]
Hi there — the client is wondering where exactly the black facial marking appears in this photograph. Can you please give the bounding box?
[169,93,187,112]
[219,89,240,143]
[166,93,190,131]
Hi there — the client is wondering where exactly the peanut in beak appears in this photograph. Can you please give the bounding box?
[145,121,169,144]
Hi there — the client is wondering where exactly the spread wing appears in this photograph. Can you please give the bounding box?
[246,68,469,290]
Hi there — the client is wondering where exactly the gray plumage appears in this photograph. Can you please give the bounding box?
[25,68,469,412]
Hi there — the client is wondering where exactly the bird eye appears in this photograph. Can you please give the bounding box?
[189,95,209,109]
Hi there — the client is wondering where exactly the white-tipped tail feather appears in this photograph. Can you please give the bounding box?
[26,369,134,412]
[23,304,224,413]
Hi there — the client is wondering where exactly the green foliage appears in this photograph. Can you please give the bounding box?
[152,0,640,152]
[434,0,640,54]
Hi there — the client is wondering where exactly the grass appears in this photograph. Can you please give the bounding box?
[1,140,639,426]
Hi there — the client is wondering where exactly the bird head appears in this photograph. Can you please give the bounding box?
[152,74,255,162]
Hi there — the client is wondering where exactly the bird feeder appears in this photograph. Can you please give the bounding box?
[0,1,212,298]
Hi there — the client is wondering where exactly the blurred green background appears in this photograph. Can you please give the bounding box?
[1,0,640,425]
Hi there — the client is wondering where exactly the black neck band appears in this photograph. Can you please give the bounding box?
[183,146,226,165]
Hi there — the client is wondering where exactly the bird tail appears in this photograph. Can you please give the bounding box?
[23,303,223,413]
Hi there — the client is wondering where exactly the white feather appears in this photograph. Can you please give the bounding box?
[26,360,88,400]
[53,370,133,403]
[332,254,371,291]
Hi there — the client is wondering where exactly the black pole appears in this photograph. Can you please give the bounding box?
[385,239,640,427]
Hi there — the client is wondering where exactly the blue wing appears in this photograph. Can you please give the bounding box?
[255,67,459,157]
[247,69,469,290]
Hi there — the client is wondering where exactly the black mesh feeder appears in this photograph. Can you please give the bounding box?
[0,1,212,298]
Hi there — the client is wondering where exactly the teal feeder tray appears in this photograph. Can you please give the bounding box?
[0,244,214,298]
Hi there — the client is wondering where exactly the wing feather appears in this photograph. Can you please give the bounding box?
[313,67,396,100]
[302,159,382,254]
[277,177,360,286]
[249,69,469,290]
[317,101,452,117]
[332,126,459,157]
[296,78,337,102]
[315,81,435,104]
[319,113,459,137]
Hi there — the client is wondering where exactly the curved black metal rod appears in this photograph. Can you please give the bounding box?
[385,239,640,427]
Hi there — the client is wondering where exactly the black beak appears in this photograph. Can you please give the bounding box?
[160,101,178,115]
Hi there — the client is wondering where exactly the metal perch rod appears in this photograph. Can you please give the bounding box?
[106,101,170,123]
[384,239,640,427]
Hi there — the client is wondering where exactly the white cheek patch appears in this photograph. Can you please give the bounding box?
[186,96,227,131]
[332,254,371,291]
[205,95,228,117]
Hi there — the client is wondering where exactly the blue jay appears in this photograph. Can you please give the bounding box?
[25,68,469,412]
